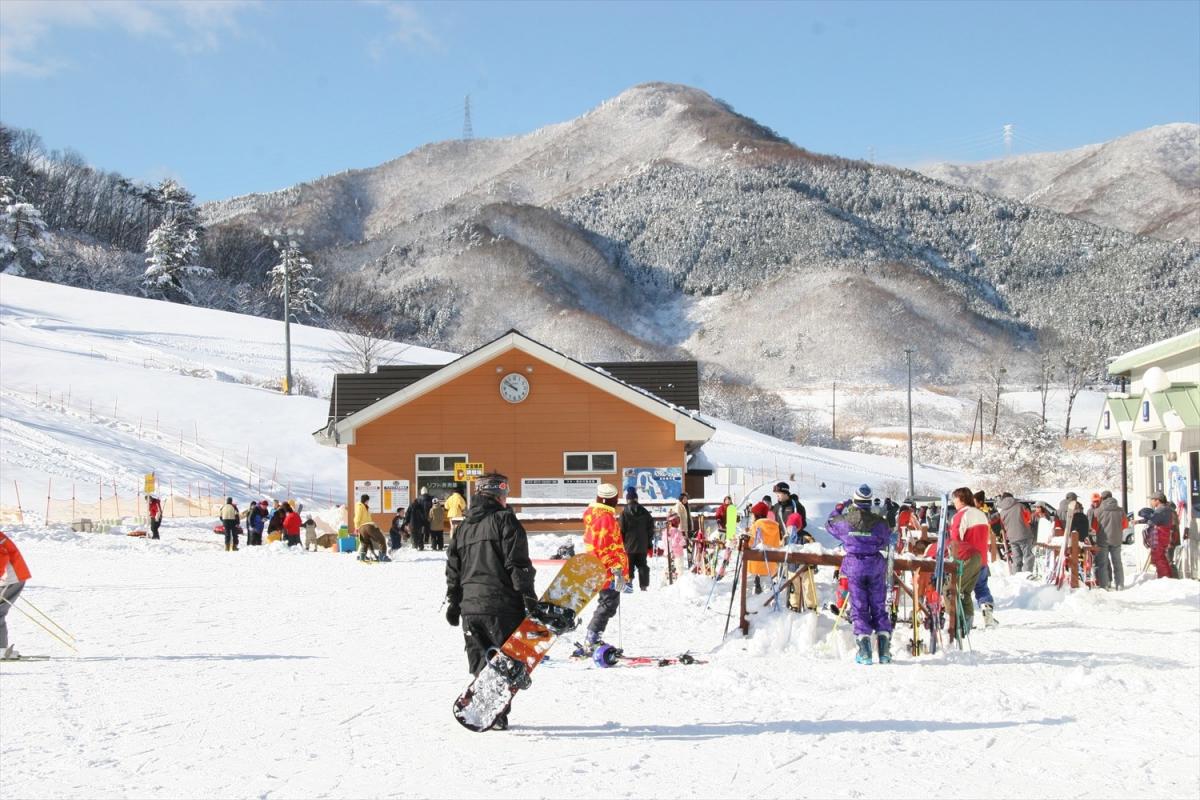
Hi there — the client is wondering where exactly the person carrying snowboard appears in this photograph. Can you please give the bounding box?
[444,472,537,731]
[0,531,32,660]
[579,483,630,655]
[825,485,894,664]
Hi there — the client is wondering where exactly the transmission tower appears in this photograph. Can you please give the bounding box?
[463,94,474,141]
[1003,123,1014,158]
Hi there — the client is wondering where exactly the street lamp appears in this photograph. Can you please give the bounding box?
[905,348,915,501]
[264,227,303,395]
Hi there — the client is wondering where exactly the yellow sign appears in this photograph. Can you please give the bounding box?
[144,472,156,493]
[453,462,485,482]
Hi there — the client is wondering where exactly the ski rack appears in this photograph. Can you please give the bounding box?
[734,549,961,654]
[1033,532,1099,589]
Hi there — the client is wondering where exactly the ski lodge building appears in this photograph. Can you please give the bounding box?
[315,330,716,531]
[1095,328,1200,537]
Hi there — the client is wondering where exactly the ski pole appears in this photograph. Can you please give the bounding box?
[1,597,77,653]
[18,596,76,642]
[722,540,746,637]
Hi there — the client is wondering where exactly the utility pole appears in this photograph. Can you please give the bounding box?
[978,396,985,452]
[831,381,837,441]
[283,260,292,395]
[1003,124,1014,158]
[264,227,299,395]
[905,349,915,501]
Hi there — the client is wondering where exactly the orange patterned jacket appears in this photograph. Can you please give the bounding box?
[583,502,629,588]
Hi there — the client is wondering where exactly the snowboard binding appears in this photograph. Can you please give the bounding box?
[489,653,532,691]
[529,602,578,635]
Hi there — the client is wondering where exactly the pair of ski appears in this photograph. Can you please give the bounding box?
[570,642,705,668]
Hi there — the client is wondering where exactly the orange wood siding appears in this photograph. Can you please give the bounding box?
[345,348,685,529]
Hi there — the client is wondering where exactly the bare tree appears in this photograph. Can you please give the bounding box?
[987,364,1007,435]
[1059,324,1105,437]
[1037,350,1055,425]
[328,317,407,375]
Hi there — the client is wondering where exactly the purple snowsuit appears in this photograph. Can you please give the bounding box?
[826,505,894,636]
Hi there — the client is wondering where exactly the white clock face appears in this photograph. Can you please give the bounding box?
[499,372,530,403]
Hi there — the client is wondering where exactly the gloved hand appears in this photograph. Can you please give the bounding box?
[445,605,460,627]
[523,594,539,614]
[610,569,627,592]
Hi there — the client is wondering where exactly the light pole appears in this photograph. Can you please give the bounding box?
[905,348,915,501]
[265,227,302,395]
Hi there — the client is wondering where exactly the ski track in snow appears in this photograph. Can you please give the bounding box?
[1,524,1197,799]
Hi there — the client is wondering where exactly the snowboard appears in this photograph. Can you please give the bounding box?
[452,552,608,732]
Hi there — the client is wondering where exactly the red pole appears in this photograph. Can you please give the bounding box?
[99,479,103,520]
[170,479,175,517]
[113,478,120,518]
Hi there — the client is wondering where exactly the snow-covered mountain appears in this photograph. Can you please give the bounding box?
[196,84,1197,384]
[920,123,1200,242]
[8,84,1199,388]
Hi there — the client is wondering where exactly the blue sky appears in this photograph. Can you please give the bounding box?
[1,0,1197,202]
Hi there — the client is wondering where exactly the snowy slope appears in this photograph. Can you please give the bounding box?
[921,123,1200,241]
[1,523,1196,799]
[0,275,454,512]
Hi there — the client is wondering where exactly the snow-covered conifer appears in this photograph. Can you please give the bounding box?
[267,231,322,318]
[0,175,49,276]
[142,217,210,301]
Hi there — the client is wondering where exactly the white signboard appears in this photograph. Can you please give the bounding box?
[521,477,601,516]
[714,467,745,486]
[353,479,383,513]
[382,479,410,512]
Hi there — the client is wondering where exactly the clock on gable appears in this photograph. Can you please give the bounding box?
[499,372,530,403]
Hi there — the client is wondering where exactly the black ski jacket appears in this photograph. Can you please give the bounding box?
[620,502,654,555]
[773,496,807,531]
[445,496,536,616]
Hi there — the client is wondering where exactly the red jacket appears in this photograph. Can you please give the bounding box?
[951,506,991,565]
[283,512,302,536]
[583,502,629,588]
[0,532,31,583]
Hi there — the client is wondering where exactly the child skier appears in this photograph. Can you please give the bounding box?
[746,502,782,595]
[664,511,686,584]
[825,485,894,664]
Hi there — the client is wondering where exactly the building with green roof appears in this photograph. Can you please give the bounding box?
[1098,328,1200,546]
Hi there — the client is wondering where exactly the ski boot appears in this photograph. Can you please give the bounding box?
[877,632,892,664]
[1,645,20,661]
[981,604,998,629]
[491,712,509,731]
[573,630,604,658]
[854,635,873,665]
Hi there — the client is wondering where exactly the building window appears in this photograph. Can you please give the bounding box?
[564,451,616,474]
[415,454,468,501]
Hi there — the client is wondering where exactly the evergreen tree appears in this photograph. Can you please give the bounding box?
[267,231,322,318]
[141,178,209,301]
[0,175,49,276]
[142,217,209,301]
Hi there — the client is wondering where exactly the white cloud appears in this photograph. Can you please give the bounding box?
[364,0,440,61]
[0,0,257,76]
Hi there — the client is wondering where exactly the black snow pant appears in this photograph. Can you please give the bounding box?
[461,610,525,676]
[588,588,621,637]
[223,521,239,550]
[0,580,25,650]
[150,518,161,539]
[430,530,445,551]
[284,534,301,547]
[389,531,403,551]
[627,552,649,589]
[411,524,428,550]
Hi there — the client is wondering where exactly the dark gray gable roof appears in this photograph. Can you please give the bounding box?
[589,361,700,412]
[328,358,700,423]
